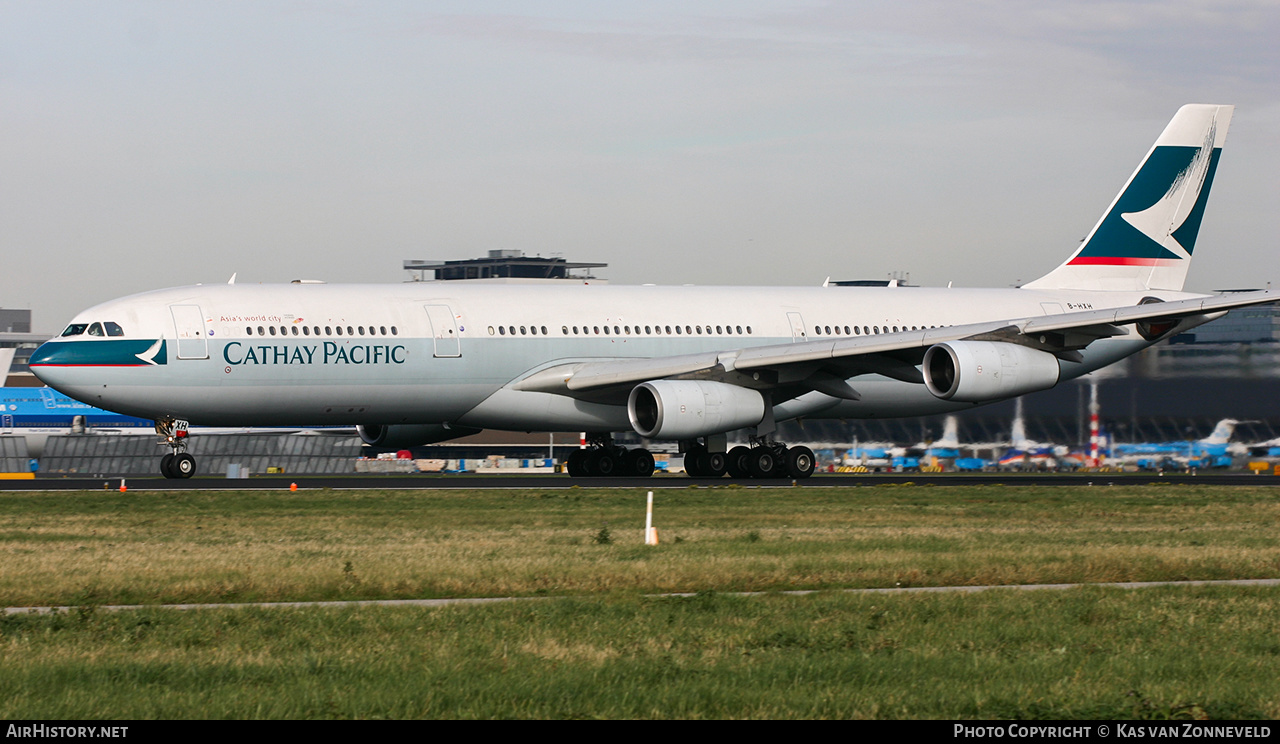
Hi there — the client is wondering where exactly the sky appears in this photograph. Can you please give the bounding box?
[3,0,1278,332]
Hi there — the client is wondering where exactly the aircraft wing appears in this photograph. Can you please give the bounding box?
[513,290,1277,403]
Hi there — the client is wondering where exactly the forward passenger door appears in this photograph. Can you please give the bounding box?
[170,305,209,360]
[424,304,461,358]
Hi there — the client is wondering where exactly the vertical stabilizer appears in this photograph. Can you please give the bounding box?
[1200,419,1237,445]
[1011,398,1032,450]
[0,349,14,383]
[935,415,960,449]
[1023,104,1233,292]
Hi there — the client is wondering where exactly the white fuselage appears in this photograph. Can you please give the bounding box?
[31,282,1183,434]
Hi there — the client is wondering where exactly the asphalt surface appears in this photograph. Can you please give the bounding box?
[5,471,1280,490]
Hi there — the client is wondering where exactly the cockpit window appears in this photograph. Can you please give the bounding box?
[87,323,105,337]
[104,322,125,337]
[61,324,88,337]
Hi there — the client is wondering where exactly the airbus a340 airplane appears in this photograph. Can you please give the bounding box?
[30,104,1276,479]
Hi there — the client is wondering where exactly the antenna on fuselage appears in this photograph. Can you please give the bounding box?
[228,273,237,285]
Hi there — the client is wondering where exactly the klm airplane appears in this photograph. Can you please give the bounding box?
[0,386,354,464]
[1109,418,1239,469]
[30,105,1276,479]
[0,387,153,459]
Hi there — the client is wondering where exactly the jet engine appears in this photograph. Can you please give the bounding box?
[357,423,481,448]
[923,340,1061,403]
[628,380,766,440]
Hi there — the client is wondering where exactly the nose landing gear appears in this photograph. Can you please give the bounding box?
[157,418,196,479]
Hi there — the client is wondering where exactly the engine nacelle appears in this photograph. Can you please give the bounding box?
[357,423,481,448]
[923,341,1061,403]
[628,380,766,440]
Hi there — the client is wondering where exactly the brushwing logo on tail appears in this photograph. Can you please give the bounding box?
[1069,116,1222,267]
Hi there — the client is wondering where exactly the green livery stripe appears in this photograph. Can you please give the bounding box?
[28,339,168,367]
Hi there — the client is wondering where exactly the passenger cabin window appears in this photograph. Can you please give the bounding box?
[61,324,88,337]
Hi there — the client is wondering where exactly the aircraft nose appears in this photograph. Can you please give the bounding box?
[29,341,64,372]
[29,341,80,388]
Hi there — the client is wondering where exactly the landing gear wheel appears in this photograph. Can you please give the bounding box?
[684,445,706,477]
[727,446,752,479]
[699,450,728,478]
[172,453,197,479]
[589,450,617,477]
[627,449,655,478]
[785,446,816,479]
[624,445,655,476]
[748,447,778,479]
[160,453,176,479]
[566,450,588,477]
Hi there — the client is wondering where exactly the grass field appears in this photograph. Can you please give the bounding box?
[2,483,1278,718]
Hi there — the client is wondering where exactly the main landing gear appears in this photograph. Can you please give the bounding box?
[689,437,815,480]
[156,417,197,479]
[562,433,815,480]
[565,434,656,478]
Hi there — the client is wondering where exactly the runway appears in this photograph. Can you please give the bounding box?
[5,471,1280,490]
